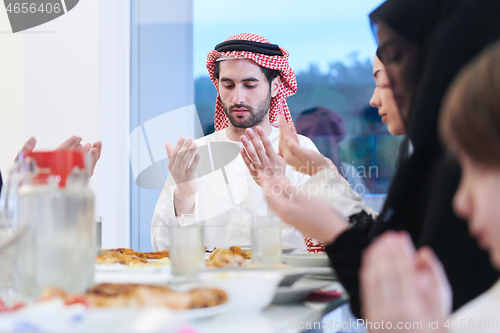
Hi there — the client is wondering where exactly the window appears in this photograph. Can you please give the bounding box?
[130,0,400,251]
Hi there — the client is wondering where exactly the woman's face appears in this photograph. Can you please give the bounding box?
[376,22,422,120]
[453,154,500,269]
[370,55,406,136]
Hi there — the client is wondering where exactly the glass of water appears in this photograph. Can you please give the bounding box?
[168,214,205,283]
[95,216,102,257]
[251,216,282,267]
[0,216,35,305]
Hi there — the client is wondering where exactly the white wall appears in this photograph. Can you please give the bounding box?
[0,7,24,175]
[0,0,131,248]
[22,2,99,151]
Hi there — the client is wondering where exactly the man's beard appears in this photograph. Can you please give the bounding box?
[223,92,271,129]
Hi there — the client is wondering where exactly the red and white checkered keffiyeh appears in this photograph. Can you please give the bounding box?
[206,33,296,131]
[304,236,326,253]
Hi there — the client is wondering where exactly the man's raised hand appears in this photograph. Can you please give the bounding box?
[278,115,337,176]
[55,136,102,176]
[165,136,200,215]
[19,136,102,177]
[240,126,288,187]
[80,141,102,177]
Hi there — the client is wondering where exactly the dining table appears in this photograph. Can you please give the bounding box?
[190,283,350,333]
[0,256,356,333]
[93,264,353,333]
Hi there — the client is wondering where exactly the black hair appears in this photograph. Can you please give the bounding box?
[213,61,280,86]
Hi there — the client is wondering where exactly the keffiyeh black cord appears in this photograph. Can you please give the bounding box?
[215,39,283,56]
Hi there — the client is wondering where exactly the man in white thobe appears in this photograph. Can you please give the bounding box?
[151,33,323,251]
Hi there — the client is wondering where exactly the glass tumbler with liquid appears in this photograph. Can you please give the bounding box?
[0,160,35,304]
[251,216,282,267]
[168,214,205,282]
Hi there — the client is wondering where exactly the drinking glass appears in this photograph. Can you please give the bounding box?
[0,216,35,305]
[95,216,102,256]
[251,216,282,267]
[168,214,205,283]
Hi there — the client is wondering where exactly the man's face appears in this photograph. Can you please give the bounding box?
[218,59,278,129]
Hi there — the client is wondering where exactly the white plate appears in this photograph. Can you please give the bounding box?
[94,271,171,285]
[86,302,228,320]
[305,266,337,279]
[95,264,162,273]
[207,246,297,255]
[281,253,330,267]
[281,246,297,254]
[172,302,230,319]
[0,299,228,333]
[275,268,309,287]
[226,246,297,253]
[272,278,331,304]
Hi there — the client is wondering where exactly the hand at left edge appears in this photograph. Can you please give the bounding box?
[18,136,102,177]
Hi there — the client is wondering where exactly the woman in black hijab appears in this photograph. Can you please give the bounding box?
[264,0,500,318]
[344,0,500,316]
